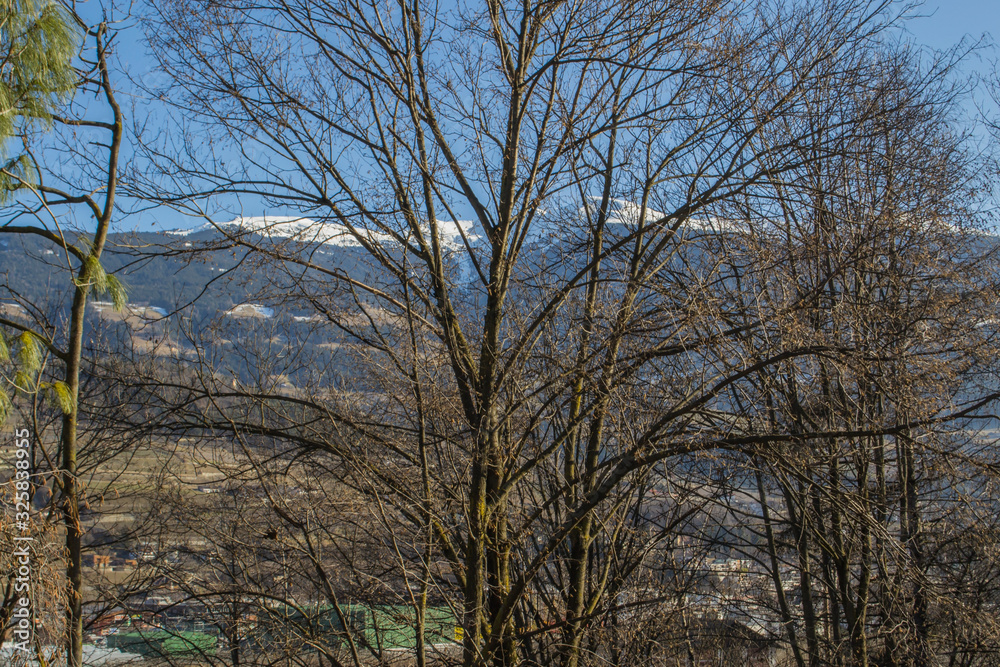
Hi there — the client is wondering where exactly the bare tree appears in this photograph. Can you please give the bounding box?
[123,1,997,666]
[707,45,1000,667]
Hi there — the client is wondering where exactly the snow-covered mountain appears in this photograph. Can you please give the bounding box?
[166,215,481,252]
[518,199,748,246]
[162,202,745,251]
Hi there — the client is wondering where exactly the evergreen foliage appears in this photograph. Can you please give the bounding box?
[0,0,79,420]
[0,0,79,138]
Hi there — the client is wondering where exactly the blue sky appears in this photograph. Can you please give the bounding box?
[904,0,997,137]
[905,0,997,52]
[125,1,999,233]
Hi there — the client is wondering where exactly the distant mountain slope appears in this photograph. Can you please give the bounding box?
[3,209,992,324]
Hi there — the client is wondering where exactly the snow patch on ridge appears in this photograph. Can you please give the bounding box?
[214,215,396,247]
[165,215,483,251]
[164,204,746,252]
[599,199,747,235]
[163,227,198,237]
[434,219,479,251]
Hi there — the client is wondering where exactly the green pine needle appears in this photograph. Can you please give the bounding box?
[80,255,128,310]
[106,273,128,311]
[42,380,75,414]
[13,369,32,392]
[15,330,41,374]
[0,388,10,425]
